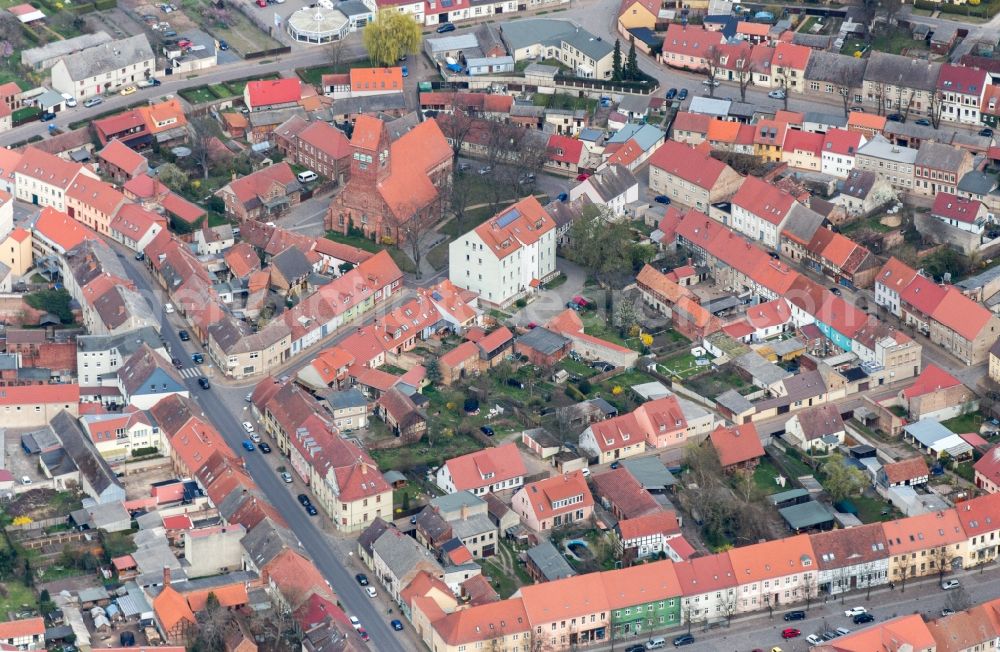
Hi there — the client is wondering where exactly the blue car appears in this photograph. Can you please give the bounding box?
[677,88,688,100]
[401,65,408,77]
[654,195,671,205]
[242,440,255,451]
[665,88,677,100]
[436,22,455,32]
[391,619,404,631]
[557,192,568,202]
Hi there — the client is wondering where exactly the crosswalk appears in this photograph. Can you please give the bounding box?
[179,367,203,379]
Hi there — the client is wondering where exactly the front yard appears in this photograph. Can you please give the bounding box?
[941,412,984,434]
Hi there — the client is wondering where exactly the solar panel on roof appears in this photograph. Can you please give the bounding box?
[496,208,521,228]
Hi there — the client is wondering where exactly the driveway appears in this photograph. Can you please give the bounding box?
[511,259,588,326]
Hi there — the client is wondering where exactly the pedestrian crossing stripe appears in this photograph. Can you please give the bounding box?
[179,368,202,379]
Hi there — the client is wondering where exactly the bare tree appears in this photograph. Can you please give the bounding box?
[328,35,346,72]
[734,53,753,103]
[733,467,757,502]
[188,115,222,180]
[897,87,915,122]
[801,573,817,610]
[896,560,914,593]
[932,546,958,582]
[780,76,790,111]
[721,590,738,625]
[870,81,887,116]
[438,110,479,164]
[928,90,946,129]
[447,176,475,231]
[384,198,442,279]
[705,47,723,98]
[883,0,903,25]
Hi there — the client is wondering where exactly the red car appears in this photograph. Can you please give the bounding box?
[576,173,590,181]
[358,628,369,642]
[782,628,801,639]
[177,38,192,48]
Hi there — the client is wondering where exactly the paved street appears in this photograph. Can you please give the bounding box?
[109,244,415,652]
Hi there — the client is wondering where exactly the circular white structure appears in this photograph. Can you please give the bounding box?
[286,7,349,44]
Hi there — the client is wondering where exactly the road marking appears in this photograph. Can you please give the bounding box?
[179,367,202,379]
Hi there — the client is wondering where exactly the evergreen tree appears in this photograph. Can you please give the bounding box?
[425,357,442,385]
[625,39,639,80]
[611,39,623,81]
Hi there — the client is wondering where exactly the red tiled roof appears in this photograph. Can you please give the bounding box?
[732,175,796,225]
[974,445,1000,487]
[547,133,584,164]
[350,66,404,93]
[617,511,681,541]
[672,111,711,134]
[709,423,765,467]
[224,161,296,207]
[902,363,962,399]
[782,128,824,156]
[882,457,929,484]
[515,470,593,521]
[246,78,302,109]
[937,63,988,94]
[822,128,863,156]
[441,341,479,368]
[932,192,983,224]
[661,24,724,61]
[444,442,526,493]
[900,273,947,316]
[931,287,995,342]
[673,551,736,596]
[737,20,770,36]
[649,139,731,190]
[33,206,99,252]
[591,467,661,519]
[98,139,146,176]
[93,110,146,140]
[772,41,812,70]
[161,192,205,223]
[15,146,84,190]
[876,257,917,294]
[0,617,44,640]
[473,196,556,260]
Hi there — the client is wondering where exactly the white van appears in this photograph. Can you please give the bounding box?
[165,303,175,314]
[646,638,666,650]
[297,170,318,183]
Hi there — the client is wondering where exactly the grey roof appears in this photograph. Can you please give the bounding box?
[545,195,593,231]
[40,448,77,477]
[620,456,677,490]
[617,94,650,115]
[957,262,1000,292]
[115,582,151,618]
[383,470,406,484]
[526,540,576,581]
[716,388,754,414]
[753,370,826,411]
[0,353,17,371]
[915,141,970,173]
[358,518,391,557]
[21,425,61,454]
[768,488,809,505]
[430,491,486,515]
[130,541,182,575]
[782,202,825,244]
[841,169,878,199]
[501,19,613,62]
[77,586,110,603]
[958,170,998,196]
[771,337,806,357]
[426,33,479,54]
[450,513,495,541]
[794,403,845,439]
[22,31,113,67]
[415,508,451,542]
[735,351,793,386]
[242,517,301,570]
[371,527,441,579]
[779,501,834,530]
[856,134,918,165]
[322,387,368,411]
[57,34,153,81]
[467,56,514,68]
[248,107,307,128]
[607,123,664,150]
[331,92,406,116]
[804,51,868,86]
[118,343,185,397]
[73,502,130,531]
[135,511,163,530]
[864,52,941,92]
[903,419,954,447]
[688,96,731,118]
[51,410,124,502]
[270,246,312,283]
[803,112,847,129]
[588,397,619,416]
[338,0,373,16]
[522,427,560,448]
[583,165,638,203]
[516,326,570,356]
[727,101,757,119]
[578,127,604,142]
[792,33,832,49]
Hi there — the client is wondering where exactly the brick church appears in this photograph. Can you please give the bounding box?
[326,115,452,245]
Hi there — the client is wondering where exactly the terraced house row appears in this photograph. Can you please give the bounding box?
[401,493,1000,651]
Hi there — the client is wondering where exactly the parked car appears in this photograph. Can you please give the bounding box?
[249,433,261,443]
[576,173,589,181]
[781,628,801,639]
[914,118,931,126]
[178,329,190,341]
[981,128,994,138]
[768,89,785,99]
[557,192,569,202]
[191,352,204,363]
[83,97,103,108]
[654,195,671,204]
[365,586,377,598]
[177,38,192,48]
[626,644,646,652]
[610,461,621,470]
[171,358,183,369]
[197,377,210,390]
[436,21,456,32]
[40,111,56,122]
[281,471,293,483]
[61,93,77,107]
[241,440,255,451]
[665,88,677,100]
[886,113,904,122]
[306,504,318,516]
[391,619,404,631]
[806,635,823,645]
[671,634,694,647]
[941,608,956,616]
[677,88,688,100]
[245,392,253,402]
[258,442,272,453]
[829,286,842,296]
[358,629,369,642]
[218,39,229,50]
[242,421,255,433]
[853,613,875,624]
[478,165,492,175]
[702,79,720,87]
[844,607,867,617]
[120,86,137,96]
[356,574,369,586]
[835,628,851,636]
[942,579,960,590]
[783,611,806,621]
[349,616,361,631]
[297,494,312,506]
[480,425,495,436]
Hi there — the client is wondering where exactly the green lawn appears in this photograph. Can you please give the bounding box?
[0,580,36,618]
[775,449,815,480]
[387,248,417,274]
[369,432,482,472]
[480,559,519,598]
[941,413,983,434]
[658,351,701,379]
[209,83,233,99]
[426,239,451,271]
[579,311,628,347]
[871,32,928,55]
[296,61,372,86]
[752,458,786,496]
[325,231,381,253]
[179,87,217,105]
[544,273,567,289]
[852,493,897,524]
[558,357,597,378]
[533,93,597,112]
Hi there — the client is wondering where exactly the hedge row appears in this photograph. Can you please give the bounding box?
[913,0,996,18]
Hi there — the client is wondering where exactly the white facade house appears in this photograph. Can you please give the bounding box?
[14,147,93,211]
[77,327,166,387]
[873,258,917,318]
[50,34,155,100]
[820,129,866,179]
[434,443,527,496]
[568,164,639,219]
[729,176,795,250]
[937,64,990,126]
[854,135,917,192]
[448,196,557,309]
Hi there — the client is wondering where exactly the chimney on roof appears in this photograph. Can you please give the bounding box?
[461,504,468,520]
[163,566,171,587]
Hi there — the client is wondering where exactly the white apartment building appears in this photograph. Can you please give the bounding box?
[448,196,557,309]
[51,34,155,100]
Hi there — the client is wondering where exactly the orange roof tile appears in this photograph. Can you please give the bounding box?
[514,470,593,521]
[727,533,815,583]
[66,175,124,216]
[433,598,531,645]
[0,617,44,640]
[881,508,965,555]
[847,111,887,132]
[902,363,962,398]
[649,140,732,190]
[444,442,526,493]
[185,582,248,612]
[931,287,994,342]
[98,139,147,176]
[709,423,765,467]
[674,552,737,596]
[617,511,682,542]
[772,42,812,70]
[246,78,301,109]
[518,573,610,624]
[601,560,681,608]
[473,196,557,260]
[351,66,404,92]
[154,585,196,635]
[707,119,741,143]
[15,146,84,190]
